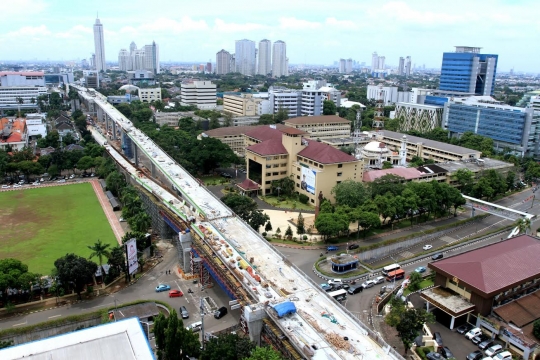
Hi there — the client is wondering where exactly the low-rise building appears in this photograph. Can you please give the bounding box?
[138,87,161,103]
[180,81,216,109]
[268,86,302,118]
[25,113,47,139]
[54,114,75,138]
[283,115,351,140]
[0,118,28,150]
[200,126,254,157]
[223,94,261,117]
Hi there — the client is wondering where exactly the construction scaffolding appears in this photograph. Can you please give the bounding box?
[261,318,303,360]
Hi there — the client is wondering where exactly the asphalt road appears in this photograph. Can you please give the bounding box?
[0,246,240,334]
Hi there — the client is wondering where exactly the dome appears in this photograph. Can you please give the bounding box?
[119,84,139,93]
[363,141,388,153]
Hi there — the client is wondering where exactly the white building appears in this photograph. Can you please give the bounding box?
[0,72,47,111]
[258,39,272,76]
[132,49,145,71]
[272,40,287,77]
[405,56,412,76]
[130,41,137,54]
[25,113,47,139]
[339,59,346,73]
[235,39,256,76]
[367,85,398,105]
[143,42,160,74]
[93,17,106,72]
[301,80,341,116]
[268,86,302,118]
[253,93,271,115]
[0,71,45,87]
[216,49,232,75]
[346,58,353,74]
[138,88,161,103]
[118,49,130,71]
[180,81,216,109]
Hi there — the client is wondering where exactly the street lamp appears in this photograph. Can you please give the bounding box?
[276,186,281,199]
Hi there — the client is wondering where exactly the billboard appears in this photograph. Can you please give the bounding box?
[300,166,316,195]
[126,238,139,275]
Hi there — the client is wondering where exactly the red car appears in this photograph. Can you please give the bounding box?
[168,290,183,298]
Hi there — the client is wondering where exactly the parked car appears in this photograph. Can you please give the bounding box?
[186,321,202,332]
[485,345,503,357]
[32,182,40,186]
[472,333,489,345]
[1,185,10,189]
[119,217,126,222]
[69,174,75,179]
[494,351,512,360]
[348,244,359,250]
[220,172,232,178]
[479,340,495,350]
[426,352,443,360]
[321,283,332,290]
[467,351,484,360]
[348,286,363,295]
[361,280,376,289]
[456,324,474,334]
[433,332,443,348]
[423,244,433,250]
[374,276,385,284]
[439,346,454,359]
[432,253,444,260]
[13,184,21,188]
[465,328,482,340]
[155,284,171,292]
[415,266,427,273]
[57,179,66,183]
[328,279,342,285]
[180,306,189,319]
[168,290,183,298]
[214,306,227,319]
[327,246,339,251]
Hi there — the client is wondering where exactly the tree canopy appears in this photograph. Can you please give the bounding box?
[54,254,97,300]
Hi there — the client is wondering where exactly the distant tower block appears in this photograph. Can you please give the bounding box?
[372,85,385,130]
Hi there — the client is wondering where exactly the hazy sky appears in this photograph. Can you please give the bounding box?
[2,0,539,72]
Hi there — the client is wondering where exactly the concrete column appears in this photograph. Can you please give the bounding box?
[426,302,430,311]
[112,121,117,140]
[243,305,267,346]
[105,115,109,135]
[450,316,455,330]
[151,162,156,177]
[133,145,139,167]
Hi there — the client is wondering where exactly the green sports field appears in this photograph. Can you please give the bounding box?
[0,183,117,275]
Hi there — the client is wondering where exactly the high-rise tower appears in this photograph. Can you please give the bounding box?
[216,49,232,75]
[235,39,256,76]
[272,40,287,77]
[258,39,272,75]
[93,17,106,72]
[118,49,130,71]
[143,41,160,74]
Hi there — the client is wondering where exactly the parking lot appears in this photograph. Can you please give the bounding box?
[429,321,480,360]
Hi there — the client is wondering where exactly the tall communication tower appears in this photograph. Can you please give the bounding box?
[353,108,363,159]
[372,85,385,130]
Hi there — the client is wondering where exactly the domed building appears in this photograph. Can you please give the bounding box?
[358,140,403,169]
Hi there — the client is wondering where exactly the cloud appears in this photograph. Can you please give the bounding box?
[138,17,209,34]
[325,17,358,30]
[55,25,92,39]
[3,0,47,16]
[213,19,267,33]
[5,25,51,38]
[278,17,321,30]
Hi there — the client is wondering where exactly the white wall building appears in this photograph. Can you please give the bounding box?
[339,59,346,73]
[367,85,398,105]
[272,40,287,77]
[0,71,45,87]
[235,39,256,76]
[25,113,47,139]
[118,49,131,71]
[143,42,160,74]
[93,17,106,72]
[139,88,161,103]
[268,86,302,118]
[405,56,412,76]
[180,81,216,109]
[258,39,272,76]
[216,49,232,75]
[0,87,47,110]
[301,80,341,116]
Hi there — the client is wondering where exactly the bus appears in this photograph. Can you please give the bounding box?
[328,289,347,302]
[382,263,401,276]
[386,269,406,282]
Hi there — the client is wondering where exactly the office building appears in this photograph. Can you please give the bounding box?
[199,126,254,157]
[216,49,232,75]
[132,49,145,71]
[339,59,346,73]
[272,40,287,77]
[443,96,539,157]
[405,56,412,76]
[138,88,161,103]
[346,59,353,74]
[223,94,263,117]
[394,102,444,132]
[130,41,137,54]
[268,86,302,118]
[258,39,271,76]
[235,39,256,76]
[398,57,404,75]
[118,49,130,71]
[25,113,47,139]
[439,46,498,96]
[93,17,106,72]
[180,81,216,109]
[0,73,47,114]
[0,71,44,87]
[143,42,160,74]
[284,115,350,140]
[301,80,341,117]
[367,85,398,105]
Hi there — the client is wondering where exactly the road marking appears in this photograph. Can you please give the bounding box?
[48,315,61,319]
[90,304,109,309]
[13,322,27,327]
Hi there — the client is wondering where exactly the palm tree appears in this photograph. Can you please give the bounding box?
[515,217,531,235]
[88,239,111,284]
[16,97,24,117]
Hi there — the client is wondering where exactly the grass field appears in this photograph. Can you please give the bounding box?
[0,183,117,275]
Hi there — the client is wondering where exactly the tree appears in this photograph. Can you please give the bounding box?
[453,168,474,194]
[395,308,435,354]
[533,319,540,340]
[87,239,111,280]
[258,114,275,125]
[370,174,405,198]
[296,212,305,235]
[201,333,255,360]
[54,254,97,300]
[407,271,423,292]
[285,225,293,239]
[107,245,126,280]
[355,210,381,238]
[154,310,201,360]
[129,212,152,233]
[331,180,370,208]
[274,106,289,123]
[264,221,273,233]
[516,217,531,235]
[248,210,269,232]
[105,171,125,197]
[382,161,393,169]
[0,259,36,302]
[77,156,95,172]
[245,346,283,360]
[315,213,349,242]
[221,194,257,222]
[323,100,337,115]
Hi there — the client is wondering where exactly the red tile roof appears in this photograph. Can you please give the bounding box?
[429,235,540,296]
[246,139,287,156]
[493,291,540,327]
[280,127,307,135]
[203,126,255,137]
[297,139,357,164]
[237,179,261,191]
[285,115,350,125]
[244,124,287,141]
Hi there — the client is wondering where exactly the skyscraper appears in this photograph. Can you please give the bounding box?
[93,17,106,72]
[258,39,272,75]
[129,41,137,54]
[235,39,256,76]
[143,42,160,74]
[405,56,412,77]
[346,59,353,74]
[339,59,346,73]
[398,57,405,75]
[371,52,378,72]
[118,49,130,71]
[216,49,232,75]
[439,46,498,95]
[272,40,287,77]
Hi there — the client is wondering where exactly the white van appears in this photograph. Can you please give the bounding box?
[186,321,202,332]
[374,276,385,284]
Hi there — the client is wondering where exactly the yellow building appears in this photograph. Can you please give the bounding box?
[223,94,261,117]
[242,125,363,204]
[199,126,253,157]
[283,115,351,139]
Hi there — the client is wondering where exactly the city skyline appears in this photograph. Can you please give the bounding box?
[1,0,539,72]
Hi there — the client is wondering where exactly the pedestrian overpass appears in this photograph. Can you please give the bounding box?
[462,195,535,221]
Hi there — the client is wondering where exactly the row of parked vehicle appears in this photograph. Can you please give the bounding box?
[457,325,512,360]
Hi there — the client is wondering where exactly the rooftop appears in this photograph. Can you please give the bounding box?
[0,71,44,76]
[246,139,287,156]
[237,178,261,191]
[298,139,357,164]
[0,317,154,360]
[429,235,540,296]
[376,130,481,156]
[438,158,513,174]
[285,115,350,125]
[202,125,255,138]
[494,291,540,328]
[244,124,287,142]
[421,286,476,317]
[363,166,447,182]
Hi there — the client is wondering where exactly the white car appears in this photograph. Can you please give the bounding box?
[57,179,66,183]
[423,244,433,250]
[1,185,10,189]
[32,182,40,186]
[361,280,376,289]
[69,174,75,179]
[485,345,503,357]
[13,184,21,188]
[328,279,342,285]
[465,327,482,340]
[494,352,512,360]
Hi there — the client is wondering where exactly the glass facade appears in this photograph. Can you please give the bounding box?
[424,96,449,106]
[439,52,498,95]
[447,104,525,145]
